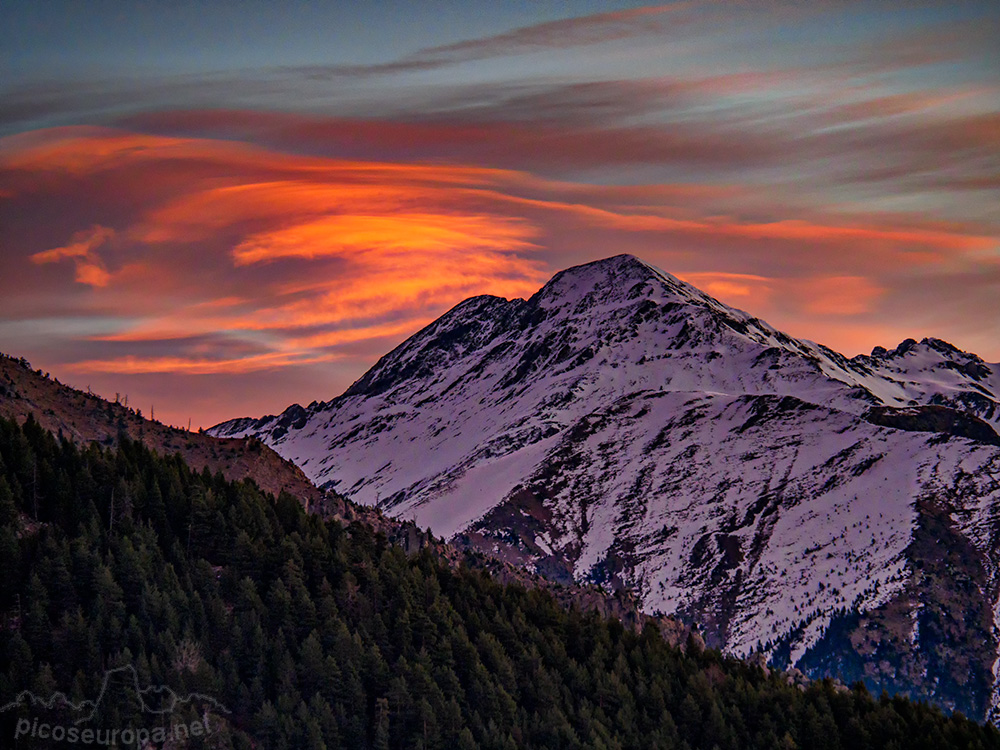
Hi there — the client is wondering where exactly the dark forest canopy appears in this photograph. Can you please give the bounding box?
[0,415,997,749]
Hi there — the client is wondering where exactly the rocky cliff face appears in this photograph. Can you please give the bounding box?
[211,254,1000,720]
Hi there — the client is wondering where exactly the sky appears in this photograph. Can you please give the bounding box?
[1,0,998,428]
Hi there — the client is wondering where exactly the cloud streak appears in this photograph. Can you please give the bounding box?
[68,351,336,375]
[281,3,694,79]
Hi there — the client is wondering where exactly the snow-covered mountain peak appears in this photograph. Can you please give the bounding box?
[535,254,676,305]
[534,254,758,327]
[852,336,1000,425]
[868,336,989,368]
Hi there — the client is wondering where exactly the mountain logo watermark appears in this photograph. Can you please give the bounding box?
[1,664,229,747]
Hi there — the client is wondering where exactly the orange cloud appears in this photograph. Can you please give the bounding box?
[797,275,886,316]
[68,351,336,375]
[285,319,429,350]
[234,245,546,332]
[231,213,537,266]
[678,272,773,301]
[0,128,212,175]
[472,191,995,268]
[1,130,557,379]
[30,225,116,287]
[551,201,992,254]
[676,272,885,318]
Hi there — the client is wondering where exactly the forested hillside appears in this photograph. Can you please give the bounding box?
[1,416,997,749]
[0,352,323,508]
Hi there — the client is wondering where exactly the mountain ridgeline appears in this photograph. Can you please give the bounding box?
[2,415,1000,748]
[211,254,1000,721]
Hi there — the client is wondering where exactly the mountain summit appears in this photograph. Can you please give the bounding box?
[211,254,1000,720]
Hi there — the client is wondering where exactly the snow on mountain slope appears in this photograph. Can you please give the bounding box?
[857,337,1000,424]
[211,254,1000,719]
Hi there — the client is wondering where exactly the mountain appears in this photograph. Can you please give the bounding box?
[210,254,1000,720]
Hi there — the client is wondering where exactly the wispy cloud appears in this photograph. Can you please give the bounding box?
[68,351,336,375]
[30,225,116,287]
[282,3,694,79]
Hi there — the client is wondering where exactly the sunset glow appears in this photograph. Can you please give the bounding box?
[1,1,998,427]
